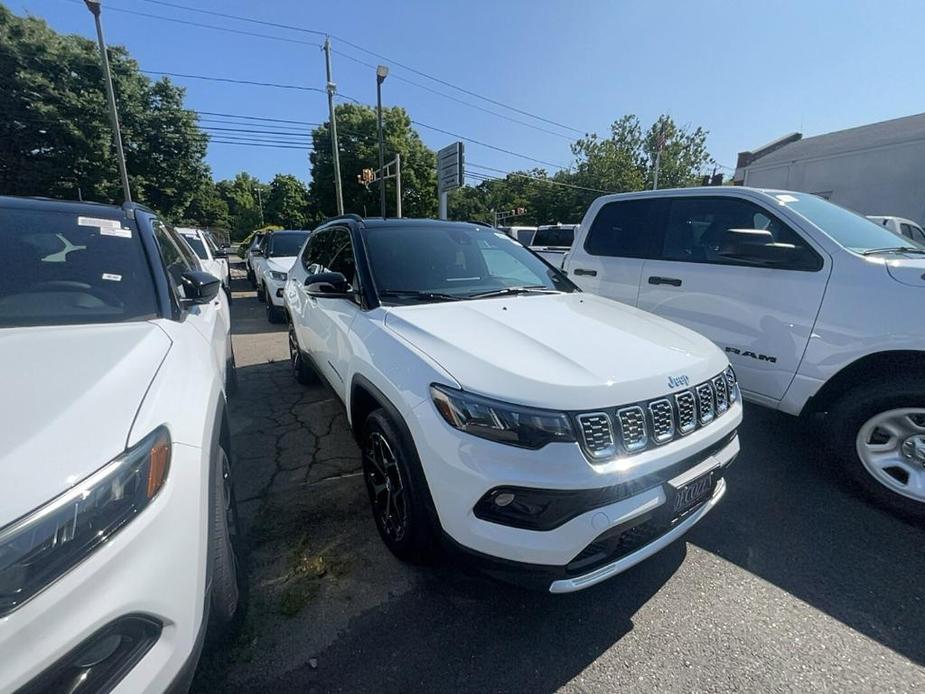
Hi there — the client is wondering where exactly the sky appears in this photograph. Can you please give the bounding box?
[13,0,925,187]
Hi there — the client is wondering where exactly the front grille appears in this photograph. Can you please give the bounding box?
[577,413,615,458]
[617,406,647,452]
[648,399,674,443]
[675,391,697,434]
[573,369,736,462]
[696,383,715,424]
[712,375,729,413]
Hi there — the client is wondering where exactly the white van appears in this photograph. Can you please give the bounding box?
[564,187,925,516]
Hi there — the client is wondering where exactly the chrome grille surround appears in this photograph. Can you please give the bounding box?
[572,370,736,463]
[648,399,675,444]
[712,375,729,414]
[696,383,715,424]
[675,391,697,435]
[617,406,648,452]
[576,412,616,459]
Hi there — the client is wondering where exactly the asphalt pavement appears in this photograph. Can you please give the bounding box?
[193,257,925,693]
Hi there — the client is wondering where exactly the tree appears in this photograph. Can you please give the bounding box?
[308,104,437,219]
[182,180,231,229]
[215,172,265,239]
[265,174,310,229]
[0,6,210,217]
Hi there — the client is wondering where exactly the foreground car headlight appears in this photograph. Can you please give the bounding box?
[0,427,171,617]
[268,270,287,281]
[431,384,575,448]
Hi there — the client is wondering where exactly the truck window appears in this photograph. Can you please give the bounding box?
[583,200,660,258]
[661,197,821,271]
[533,226,574,248]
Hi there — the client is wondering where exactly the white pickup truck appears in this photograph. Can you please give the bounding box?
[564,187,925,516]
[530,224,576,268]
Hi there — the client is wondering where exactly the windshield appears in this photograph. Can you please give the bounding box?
[179,232,209,260]
[0,207,158,327]
[364,223,575,303]
[773,193,925,252]
[533,226,575,247]
[269,233,308,257]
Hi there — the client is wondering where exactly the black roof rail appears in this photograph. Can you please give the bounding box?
[323,213,364,224]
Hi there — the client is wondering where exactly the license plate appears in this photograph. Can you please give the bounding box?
[672,472,713,517]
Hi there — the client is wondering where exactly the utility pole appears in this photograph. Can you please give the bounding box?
[255,185,265,225]
[394,153,401,218]
[324,38,344,215]
[376,65,389,218]
[83,0,132,204]
[652,127,666,191]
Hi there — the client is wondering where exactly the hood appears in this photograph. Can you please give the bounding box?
[885,256,925,287]
[267,257,296,273]
[384,292,727,410]
[0,322,171,525]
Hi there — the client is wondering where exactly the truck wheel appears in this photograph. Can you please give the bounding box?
[362,410,438,563]
[828,380,925,518]
[207,446,247,641]
[288,323,317,385]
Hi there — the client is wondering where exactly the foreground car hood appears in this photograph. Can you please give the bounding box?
[885,256,925,287]
[384,292,726,410]
[0,323,171,526]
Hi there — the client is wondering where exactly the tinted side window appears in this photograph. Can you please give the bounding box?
[533,226,574,247]
[325,228,357,287]
[584,199,659,258]
[912,227,925,245]
[662,197,821,271]
[152,220,195,292]
[301,228,330,272]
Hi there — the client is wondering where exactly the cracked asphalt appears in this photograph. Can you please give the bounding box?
[193,256,925,693]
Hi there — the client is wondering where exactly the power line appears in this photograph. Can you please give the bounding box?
[140,70,328,94]
[410,121,569,170]
[467,163,613,194]
[209,139,312,150]
[61,0,322,47]
[128,0,585,135]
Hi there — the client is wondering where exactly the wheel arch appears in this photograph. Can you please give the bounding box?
[804,350,925,415]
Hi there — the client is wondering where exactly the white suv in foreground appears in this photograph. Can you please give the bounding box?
[564,187,925,516]
[0,197,244,692]
[285,216,741,592]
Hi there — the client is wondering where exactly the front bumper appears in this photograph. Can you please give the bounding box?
[0,444,209,693]
[264,276,286,306]
[409,397,741,590]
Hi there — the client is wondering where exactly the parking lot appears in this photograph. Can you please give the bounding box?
[189,257,925,693]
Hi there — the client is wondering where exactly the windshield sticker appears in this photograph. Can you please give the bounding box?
[775,194,799,203]
[78,216,122,228]
[100,226,132,238]
[101,273,122,282]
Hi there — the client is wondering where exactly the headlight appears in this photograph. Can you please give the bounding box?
[431,384,575,448]
[0,427,171,617]
[268,271,287,281]
[724,365,740,403]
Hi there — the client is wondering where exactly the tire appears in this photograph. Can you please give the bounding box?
[361,409,439,563]
[288,322,317,385]
[265,299,284,324]
[224,284,233,305]
[247,269,255,287]
[207,445,247,640]
[255,282,265,302]
[827,378,925,518]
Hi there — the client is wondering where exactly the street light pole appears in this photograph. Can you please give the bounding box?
[255,185,264,226]
[394,153,401,218]
[83,0,132,205]
[376,65,389,218]
[324,38,344,215]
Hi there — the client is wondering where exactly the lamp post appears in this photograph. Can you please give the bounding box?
[376,64,389,218]
[83,0,132,204]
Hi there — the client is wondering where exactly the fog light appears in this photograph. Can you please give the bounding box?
[494,492,515,507]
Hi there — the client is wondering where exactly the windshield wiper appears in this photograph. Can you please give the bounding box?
[467,285,558,299]
[378,289,466,302]
[861,246,925,256]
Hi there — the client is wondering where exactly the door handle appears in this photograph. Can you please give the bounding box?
[572,268,597,277]
[648,276,682,287]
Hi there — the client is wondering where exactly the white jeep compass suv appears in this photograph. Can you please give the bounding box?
[285,216,742,592]
[0,197,245,693]
[565,187,925,516]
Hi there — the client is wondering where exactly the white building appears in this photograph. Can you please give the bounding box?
[734,113,925,224]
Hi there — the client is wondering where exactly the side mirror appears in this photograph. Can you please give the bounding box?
[304,271,351,298]
[180,270,222,306]
[213,248,228,258]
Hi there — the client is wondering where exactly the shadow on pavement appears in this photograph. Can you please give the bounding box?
[248,543,686,693]
[688,404,925,666]
[228,261,287,336]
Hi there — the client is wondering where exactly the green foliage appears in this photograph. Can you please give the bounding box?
[265,174,310,229]
[0,6,209,218]
[308,104,437,219]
